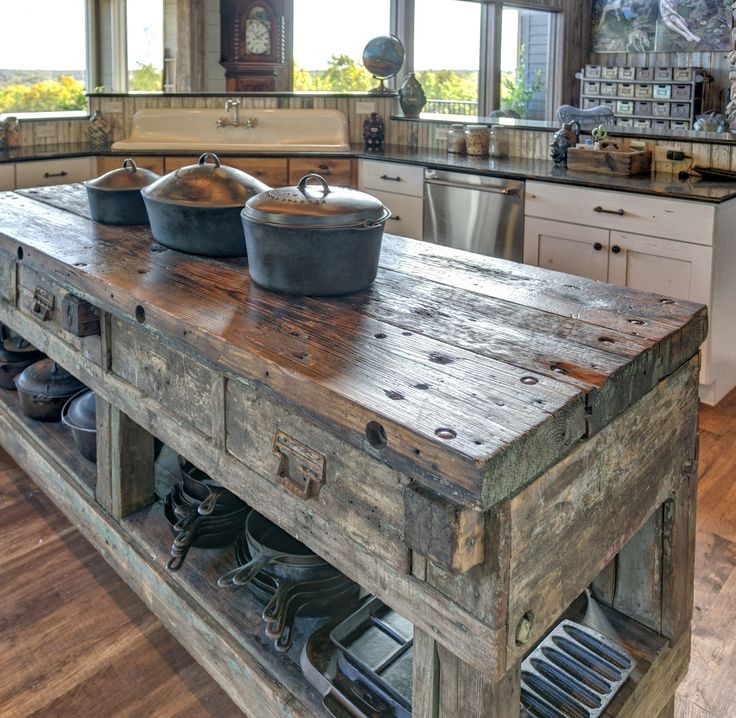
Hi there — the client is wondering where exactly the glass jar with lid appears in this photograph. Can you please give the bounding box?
[447,123,466,154]
[489,126,508,159]
[465,124,490,157]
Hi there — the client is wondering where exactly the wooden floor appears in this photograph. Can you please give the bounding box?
[0,393,734,718]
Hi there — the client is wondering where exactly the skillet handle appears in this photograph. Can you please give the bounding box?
[197,490,221,516]
[217,553,273,588]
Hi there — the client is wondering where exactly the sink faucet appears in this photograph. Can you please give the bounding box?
[217,99,241,128]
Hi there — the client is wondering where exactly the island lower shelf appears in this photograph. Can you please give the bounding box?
[0,380,689,718]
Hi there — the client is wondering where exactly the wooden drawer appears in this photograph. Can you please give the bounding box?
[163,156,288,187]
[16,264,102,365]
[0,163,14,191]
[288,158,352,186]
[525,181,715,245]
[359,159,424,198]
[110,317,218,438]
[97,155,164,175]
[15,157,96,188]
[363,188,423,240]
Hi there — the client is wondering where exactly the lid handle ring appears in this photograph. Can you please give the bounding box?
[297,173,331,198]
[122,158,138,172]
[198,152,221,168]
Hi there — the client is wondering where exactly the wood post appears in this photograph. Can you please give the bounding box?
[656,696,676,718]
[95,397,155,520]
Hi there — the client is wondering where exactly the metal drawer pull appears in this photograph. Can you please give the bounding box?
[424,177,515,195]
[611,245,622,254]
[43,170,68,179]
[389,215,401,221]
[593,206,624,216]
[379,174,402,182]
[273,430,326,500]
[318,163,330,170]
[30,286,55,321]
[593,242,603,251]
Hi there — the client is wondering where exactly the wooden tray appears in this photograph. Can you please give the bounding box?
[567,147,652,176]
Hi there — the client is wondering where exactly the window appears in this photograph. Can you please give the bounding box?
[292,0,391,92]
[127,0,164,92]
[413,0,481,115]
[0,1,87,114]
[500,7,556,120]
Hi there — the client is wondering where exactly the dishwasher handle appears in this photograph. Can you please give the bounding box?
[424,177,517,195]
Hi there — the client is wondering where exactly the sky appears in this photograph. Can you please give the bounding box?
[1,0,520,75]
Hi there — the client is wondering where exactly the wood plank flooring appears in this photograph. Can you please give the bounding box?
[0,391,734,718]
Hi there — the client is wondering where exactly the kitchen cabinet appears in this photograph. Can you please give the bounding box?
[288,157,352,186]
[0,164,14,191]
[523,180,736,404]
[0,183,704,718]
[14,157,96,189]
[162,155,289,186]
[358,159,424,240]
[97,155,164,175]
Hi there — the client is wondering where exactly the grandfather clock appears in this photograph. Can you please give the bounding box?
[220,0,287,91]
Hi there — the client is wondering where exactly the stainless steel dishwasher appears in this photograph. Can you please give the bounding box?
[423,169,525,261]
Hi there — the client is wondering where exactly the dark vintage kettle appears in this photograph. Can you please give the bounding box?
[549,120,580,166]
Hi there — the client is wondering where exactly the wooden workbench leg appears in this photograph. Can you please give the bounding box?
[413,626,520,718]
[656,696,676,718]
[95,396,155,519]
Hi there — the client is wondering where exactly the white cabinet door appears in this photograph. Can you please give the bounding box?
[524,217,610,281]
[365,188,423,241]
[607,231,712,305]
[15,157,96,188]
[0,164,14,191]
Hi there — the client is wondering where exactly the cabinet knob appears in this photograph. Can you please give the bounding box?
[593,242,603,251]
[611,245,622,254]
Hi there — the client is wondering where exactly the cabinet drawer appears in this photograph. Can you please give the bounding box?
[15,157,95,188]
[364,188,423,240]
[525,181,715,245]
[359,159,424,198]
[288,158,352,186]
[0,163,14,191]
[97,155,164,175]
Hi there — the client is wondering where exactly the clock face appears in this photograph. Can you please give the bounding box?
[245,18,271,55]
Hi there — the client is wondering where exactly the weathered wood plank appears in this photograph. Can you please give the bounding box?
[0,247,16,304]
[506,358,699,668]
[95,398,155,519]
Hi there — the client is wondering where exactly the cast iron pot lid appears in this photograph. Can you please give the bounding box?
[16,359,85,398]
[142,152,269,208]
[1,336,41,361]
[66,389,96,431]
[85,158,161,191]
[243,173,389,229]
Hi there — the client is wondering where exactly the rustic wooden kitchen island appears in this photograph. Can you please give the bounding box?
[0,184,706,718]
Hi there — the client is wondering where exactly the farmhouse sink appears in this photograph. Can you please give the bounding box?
[111,108,351,152]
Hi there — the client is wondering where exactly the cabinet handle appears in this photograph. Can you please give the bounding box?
[318,163,330,170]
[611,245,622,254]
[380,174,402,182]
[593,242,603,251]
[389,215,401,221]
[593,205,624,216]
[43,170,68,179]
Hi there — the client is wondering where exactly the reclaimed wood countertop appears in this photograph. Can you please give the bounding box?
[0,184,707,509]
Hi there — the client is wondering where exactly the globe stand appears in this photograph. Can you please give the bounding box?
[369,78,390,94]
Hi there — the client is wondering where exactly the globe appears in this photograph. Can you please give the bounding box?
[362,35,405,92]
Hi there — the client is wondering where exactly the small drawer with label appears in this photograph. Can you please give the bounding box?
[618,83,634,98]
[670,120,690,130]
[671,103,690,118]
[600,99,616,110]
[653,84,672,99]
[600,82,617,97]
[672,84,691,100]
[635,84,652,98]
[582,98,599,109]
[585,64,602,78]
[616,118,634,127]
[635,101,652,115]
[652,119,670,129]
[617,100,634,115]
[584,81,601,95]
[636,67,654,81]
[633,119,652,128]
[652,102,670,117]
[655,67,672,81]
[601,66,619,80]
[618,67,636,80]
[673,68,693,81]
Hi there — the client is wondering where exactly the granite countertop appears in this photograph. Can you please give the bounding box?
[3,141,736,203]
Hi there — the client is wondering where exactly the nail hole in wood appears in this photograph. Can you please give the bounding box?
[16,247,23,260]
[74,262,87,268]
[473,439,483,445]
[137,269,148,274]
[402,331,412,336]
[413,448,421,456]
[551,365,566,374]
[414,383,429,390]
[659,298,676,305]
[429,352,454,365]
[435,427,457,440]
[521,376,538,385]
[598,336,615,344]
[366,421,387,449]
[374,332,387,339]
[628,318,646,325]
[135,305,146,323]
[384,389,405,400]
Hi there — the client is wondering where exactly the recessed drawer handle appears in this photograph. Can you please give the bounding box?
[380,174,402,182]
[593,205,625,216]
[43,171,68,179]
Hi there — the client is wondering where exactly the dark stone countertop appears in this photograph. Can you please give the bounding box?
[3,142,736,204]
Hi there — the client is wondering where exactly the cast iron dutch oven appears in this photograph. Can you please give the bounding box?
[141,152,269,257]
[61,389,97,462]
[241,173,391,296]
[85,158,160,225]
[15,359,86,422]
[0,336,44,390]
